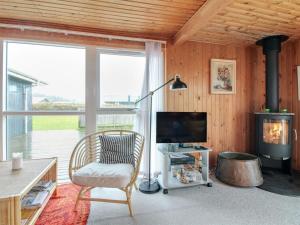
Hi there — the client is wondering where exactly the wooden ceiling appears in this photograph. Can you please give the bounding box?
[188,0,300,45]
[0,0,207,40]
[0,0,300,45]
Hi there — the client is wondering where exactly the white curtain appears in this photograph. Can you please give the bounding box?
[134,42,164,178]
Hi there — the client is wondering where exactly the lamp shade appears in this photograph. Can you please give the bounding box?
[170,75,187,90]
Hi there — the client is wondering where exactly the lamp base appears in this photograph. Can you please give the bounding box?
[139,179,161,194]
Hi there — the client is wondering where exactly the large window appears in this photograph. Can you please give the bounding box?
[1,42,146,183]
[3,42,85,182]
[99,51,145,109]
[97,50,145,131]
[6,42,85,111]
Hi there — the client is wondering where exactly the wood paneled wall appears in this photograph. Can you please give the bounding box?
[166,42,253,165]
[166,40,300,170]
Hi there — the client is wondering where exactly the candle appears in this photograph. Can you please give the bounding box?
[12,152,23,170]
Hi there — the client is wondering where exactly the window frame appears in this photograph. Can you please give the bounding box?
[3,40,86,114]
[1,40,87,160]
[0,40,145,161]
[0,39,6,161]
[96,48,145,114]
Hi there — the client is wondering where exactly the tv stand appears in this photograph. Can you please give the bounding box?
[157,145,212,194]
[178,143,193,148]
[194,145,208,150]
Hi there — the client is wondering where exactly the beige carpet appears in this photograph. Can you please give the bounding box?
[87,178,300,225]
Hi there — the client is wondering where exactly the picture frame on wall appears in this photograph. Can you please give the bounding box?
[298,66,300,100]
[211,59,236,94]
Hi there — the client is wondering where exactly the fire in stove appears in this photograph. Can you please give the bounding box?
[263,119,289,145]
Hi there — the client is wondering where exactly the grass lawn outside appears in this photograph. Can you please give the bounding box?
[32,116,133,131]
[32,116,80,130]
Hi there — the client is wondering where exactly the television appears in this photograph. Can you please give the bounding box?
[156,112,207,143]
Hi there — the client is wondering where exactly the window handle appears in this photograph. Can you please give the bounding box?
[293,129,297,142]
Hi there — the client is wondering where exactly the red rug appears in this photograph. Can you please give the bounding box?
[36,184,90,225]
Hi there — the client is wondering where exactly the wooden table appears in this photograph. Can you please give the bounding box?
[0,158,57,225]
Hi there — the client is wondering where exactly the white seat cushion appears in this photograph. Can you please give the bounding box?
[72,162,134,188]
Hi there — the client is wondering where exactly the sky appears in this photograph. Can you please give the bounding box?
[100,53,145,104]
[7,42,145,104]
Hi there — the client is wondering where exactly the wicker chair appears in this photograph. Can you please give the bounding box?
[69,130,144,216]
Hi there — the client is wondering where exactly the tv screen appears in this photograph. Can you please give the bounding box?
[156,112,207,143]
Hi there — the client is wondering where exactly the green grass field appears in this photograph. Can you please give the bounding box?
[32,116,80,130]
[32,116,133,131]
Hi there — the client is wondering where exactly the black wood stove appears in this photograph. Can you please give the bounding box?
[255,112,294,173]
[255,35,294,173]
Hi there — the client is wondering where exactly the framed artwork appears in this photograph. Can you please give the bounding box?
[210,59,236,94]
[298,66,300,100]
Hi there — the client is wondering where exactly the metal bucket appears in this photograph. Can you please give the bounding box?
[216,152,263,187]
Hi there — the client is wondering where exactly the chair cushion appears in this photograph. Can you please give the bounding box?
[99,134,136,166]
[72,162,134,188]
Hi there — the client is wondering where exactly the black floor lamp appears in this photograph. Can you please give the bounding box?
[136,74,188,194]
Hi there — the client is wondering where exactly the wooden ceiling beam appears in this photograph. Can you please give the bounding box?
[173,0,234,45]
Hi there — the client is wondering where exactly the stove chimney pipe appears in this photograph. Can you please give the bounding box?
[256,35,288,112]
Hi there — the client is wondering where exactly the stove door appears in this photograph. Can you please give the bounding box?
[263,119,289,145]
[255,114,293,159]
